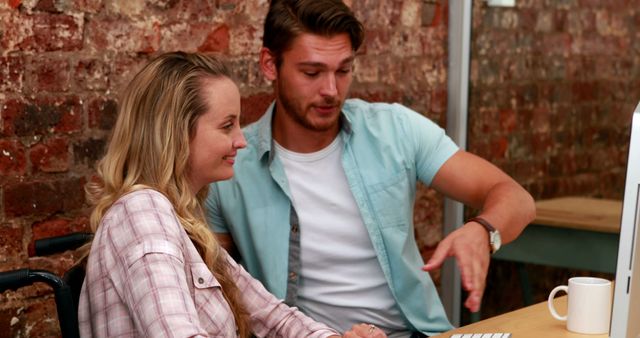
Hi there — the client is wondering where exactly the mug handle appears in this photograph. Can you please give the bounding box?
[548,285,569,321]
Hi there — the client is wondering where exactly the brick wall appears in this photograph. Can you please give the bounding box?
[0,0,638,335]
[469,0,640,200]
[0,0,448,336]
[469,0,640,322]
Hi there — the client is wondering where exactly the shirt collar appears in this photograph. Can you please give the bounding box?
[254,100,354,164]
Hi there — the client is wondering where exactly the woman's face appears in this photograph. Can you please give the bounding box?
[188,76,246,192]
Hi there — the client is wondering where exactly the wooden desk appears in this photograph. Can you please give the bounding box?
[534,197,621,233]
[493,197,622,273]
[432,295,608,338]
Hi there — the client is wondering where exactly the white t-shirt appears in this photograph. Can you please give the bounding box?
[275,137,410,337]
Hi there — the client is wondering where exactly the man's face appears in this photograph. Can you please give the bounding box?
[269,33,355,133]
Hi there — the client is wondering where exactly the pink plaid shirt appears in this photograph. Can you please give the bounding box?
[78,189,339,338]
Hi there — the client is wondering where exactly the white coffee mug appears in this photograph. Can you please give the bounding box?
[547,277,612,334]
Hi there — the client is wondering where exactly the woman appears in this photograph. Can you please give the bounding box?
[78,52,384,338]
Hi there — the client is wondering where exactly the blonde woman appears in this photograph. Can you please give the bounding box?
[78,52,385,338]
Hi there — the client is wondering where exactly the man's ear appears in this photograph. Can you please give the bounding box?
[259,47,277,81]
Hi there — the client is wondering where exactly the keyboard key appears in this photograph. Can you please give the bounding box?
[450,333,512,338]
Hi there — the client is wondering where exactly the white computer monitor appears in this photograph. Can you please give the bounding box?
[610,101,640,338]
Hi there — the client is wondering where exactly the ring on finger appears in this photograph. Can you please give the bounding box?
[368,324,376,334]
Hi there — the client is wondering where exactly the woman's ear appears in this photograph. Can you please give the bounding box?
[259,47,277,81]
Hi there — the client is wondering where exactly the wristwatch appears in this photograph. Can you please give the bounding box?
[467,216,502,254]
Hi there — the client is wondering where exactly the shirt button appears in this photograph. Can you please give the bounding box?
[198,277,204,284]
[288,272,297,281]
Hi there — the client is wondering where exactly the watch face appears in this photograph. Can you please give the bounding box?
[491,231,502,252]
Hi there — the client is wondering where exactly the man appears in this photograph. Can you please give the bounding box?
[206,0,536,337]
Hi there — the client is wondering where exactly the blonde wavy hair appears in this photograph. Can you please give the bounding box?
[84,51,250,337]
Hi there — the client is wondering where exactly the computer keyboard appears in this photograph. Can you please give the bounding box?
[450,334,512,338]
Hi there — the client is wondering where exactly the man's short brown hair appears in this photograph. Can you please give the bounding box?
[263,0,365,67]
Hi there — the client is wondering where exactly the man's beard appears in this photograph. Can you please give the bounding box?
[277,80,342,132]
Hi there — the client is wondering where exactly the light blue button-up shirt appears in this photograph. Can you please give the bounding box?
[206,98,458,335]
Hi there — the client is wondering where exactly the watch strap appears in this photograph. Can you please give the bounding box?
[466,216,496,232]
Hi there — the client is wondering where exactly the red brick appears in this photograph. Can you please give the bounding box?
[241,93,274,126]
[519,8,538,31]
[572,81,598,101]
[73,137,106,167]
[568,10,596,35]
[32,218,70,242]
[74,58,110,91]
[420,1,444,27]
[475,108,500,134]
[33,13,83,51]
[18,96,82,135]
[0,55,24,93]
[219,0,238,10]
[0,12,31,52]
[198,24,230,53]
[30,216,89,254]
[516,84,539,108]
[490,137,509,159]
[3,177,85,217]
[146,0,179,10]
[110,54,151,93]
[29,137,69,173]
[566,56,594,79]
[0,307,20,338]
[34,0,61,12]
[531,133,553,156]
[531,106,551,133]
[553,10,568,31]
[364,29,391,54]
[419,28,446,57]
[172,0,216,21]
[0,139,27,176]
[19,298,60,338]
[1,13,83,52]
[72,0,103,13]
[4,181,61,217]
[571,35,623,56]
[60,177,87,210]
[430,89,447,114]
[538,32,572,55]
[413,183,443,233]
[226,58,263,90]
[229,23,261,56]
[572,174,599,195]
[511,160,545,183]
[33,96,83,134]
[577,0,605,7]
[8,0,21,8]
[160,22,212,52]
[88,97,118,130]
[85,18,160,54]
[28,57,71,92]
[380,1,403,27]
[1,99,24,136]
[499,109,517,133]
[0,224,25,262]
[590,148,617,170]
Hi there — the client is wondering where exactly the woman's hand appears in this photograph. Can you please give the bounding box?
[342,323,387,337]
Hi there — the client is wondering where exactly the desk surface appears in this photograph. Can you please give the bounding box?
[432,296,608,338]
[535,197,622,233]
